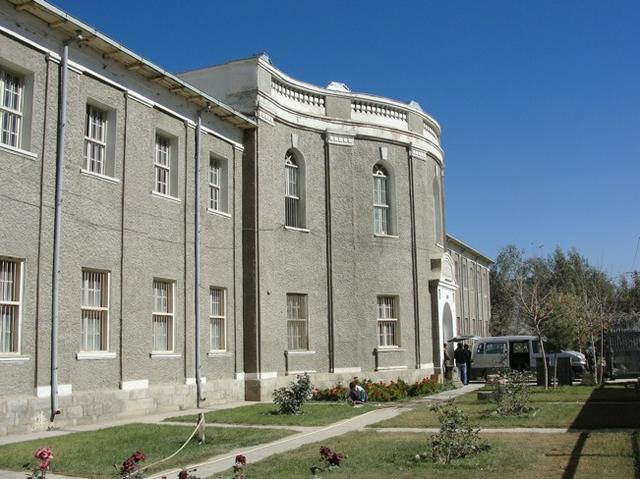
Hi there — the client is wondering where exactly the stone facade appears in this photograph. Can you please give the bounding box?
[447,234,493,338]
[0,0,491,434]
[0,0,250,434]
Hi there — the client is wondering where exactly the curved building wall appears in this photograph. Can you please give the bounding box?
[181,56,448,398]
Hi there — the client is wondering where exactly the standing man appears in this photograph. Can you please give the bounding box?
[463,344,472,384]
[454,343,467,385]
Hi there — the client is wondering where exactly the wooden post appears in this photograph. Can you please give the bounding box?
[196,412,205,444]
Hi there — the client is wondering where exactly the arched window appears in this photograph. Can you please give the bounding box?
[433,176,443,244]
[285,150,305,228]
[373,164,390,235]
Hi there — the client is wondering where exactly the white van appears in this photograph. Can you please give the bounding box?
[463,335,587,380]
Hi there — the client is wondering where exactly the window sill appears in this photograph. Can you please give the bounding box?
[150,352,182,359]
[375,347,406,353]
[285,350,316,356]
[207,351,231,357]
[0,355,30,362]
[374,233,399,239]
[207,208,231,219]
[151,191,181,203]
[284,226,310,233]
[76,351,117,360]
[0,143,38,160]
[80,169,120,184]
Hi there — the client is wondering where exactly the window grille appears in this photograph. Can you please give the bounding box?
[286,294,308,350]
[377,296,398,347]
[0,71,23,148]
[152,280,173,351]
[0,259,21,353]
[155,135,171,195]
[84,105,107,174]
[373,165,390,235]
[210,288,225,351]
[284,153,301,227]
[81,270,109,351]
[209,158,221,211]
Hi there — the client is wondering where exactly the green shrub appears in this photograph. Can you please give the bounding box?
[430,402,489,464]
[272,373,312,415]
[495,370,533,416]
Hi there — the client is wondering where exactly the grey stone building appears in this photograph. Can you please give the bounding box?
[0,0,491,433]
[446,234,493,339]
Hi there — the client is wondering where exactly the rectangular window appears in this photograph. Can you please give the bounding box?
[154,135,171,195]
[81,270,109,351]
[152,280,174,352]
[377,296,398,347]
[286,293,308,350]
[84,105,107,174]
[0,71,23,148]
[209,288,225,351]
[0,258,22,353]
[209,158,221,211]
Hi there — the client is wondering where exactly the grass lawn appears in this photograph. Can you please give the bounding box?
[373,402,640,429]
[214,431,638,478]
[0,423,294,478]
[375,383,640,429]
[165,402,379,427]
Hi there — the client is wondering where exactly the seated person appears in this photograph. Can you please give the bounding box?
[347,381,368,404]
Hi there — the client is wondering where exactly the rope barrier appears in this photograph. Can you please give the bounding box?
[124,414,206,478]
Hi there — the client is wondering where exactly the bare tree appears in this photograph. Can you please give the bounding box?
[516,258,554,389]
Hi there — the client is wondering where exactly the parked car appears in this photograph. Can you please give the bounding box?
[455,335,587,380]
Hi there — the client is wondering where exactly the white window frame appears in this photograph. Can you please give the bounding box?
[152,280,174,353]
[209,158,222,212]
[0,70,23,149]
[373,164,390,235]
[84,105,107,175]
[286,293,308,351]
[80,270,109,352]
[209,287,226,352]
[377,295,398,348]
[284,152,302,228]
[154,134,171,196]
[0,258,23,355]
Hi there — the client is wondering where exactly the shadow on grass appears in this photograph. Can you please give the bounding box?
[561,383,640,478]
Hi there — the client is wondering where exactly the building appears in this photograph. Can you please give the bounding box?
[446,234,493,339]
[0,0,491,434]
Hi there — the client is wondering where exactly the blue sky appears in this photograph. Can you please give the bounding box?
[51,0,640,277]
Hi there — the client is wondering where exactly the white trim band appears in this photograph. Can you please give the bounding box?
[244,372,278,380]
[36,384,72,398]
[120,379,149,391]
[332,367,362,374]
[185,377,207,385]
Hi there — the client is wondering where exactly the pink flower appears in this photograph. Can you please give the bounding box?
[178,470,189,479]
[235,454,247,465]
[122,458,136,474]
[131,451,145,463]
[34,447,53,461]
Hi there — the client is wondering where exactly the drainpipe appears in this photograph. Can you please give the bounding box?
[195,111,205,406]
[51,32,82,422]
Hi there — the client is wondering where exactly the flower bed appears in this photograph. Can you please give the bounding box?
[311,376,452,402]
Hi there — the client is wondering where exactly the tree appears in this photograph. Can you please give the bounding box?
[516,257,554,389]
[489,245,523,335]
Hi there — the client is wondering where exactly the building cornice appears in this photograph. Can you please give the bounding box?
[7,0,255,130]
[257,93,444,164]
[258,55,441,139]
